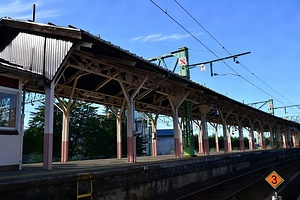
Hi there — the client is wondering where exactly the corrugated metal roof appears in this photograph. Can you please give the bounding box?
[0,32,73,80]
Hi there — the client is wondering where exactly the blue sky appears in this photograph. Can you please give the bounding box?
[1,0,300,120]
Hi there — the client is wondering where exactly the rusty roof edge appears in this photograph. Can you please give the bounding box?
[0,17,82,40]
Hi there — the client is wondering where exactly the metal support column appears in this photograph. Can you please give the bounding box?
[297,129,300,147]
[116,115,122,159]
[110,103,125,159]
[61,109,70,162]
[286,128,292,148]
[282,127,287,148]
[198,105,212,155]
[151,119,158,157]
[220,112,229,153]
[195,121,203,154]
[146,112,159,157]
[223,123,229,153]
[268,124,275,149]
[277,125,283,148]
[119,77,148,163]
[249,122,255,150]
[227,125,232,152]
[235,115,245,152]
[291,131,296,148]
[258,121,266,150]
[172,105,180,158]
[210,123,219,152]
[238,122,245,152]
[168,89,188,159]
[43,82,54,170]
[201,114,209,155]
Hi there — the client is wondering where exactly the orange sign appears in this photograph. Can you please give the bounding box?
[265,170,284,189]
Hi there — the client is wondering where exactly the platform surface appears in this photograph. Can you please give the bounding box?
[0,150,255,185]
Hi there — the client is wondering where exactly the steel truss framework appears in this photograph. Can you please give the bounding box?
[0,18,299,169]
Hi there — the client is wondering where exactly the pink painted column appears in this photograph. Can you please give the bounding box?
[227,125,232,152]
[249,129,254,150]
[127,100,136,163]
[238,124,245,152]
[220,112,229,153]
[167,89,188,159]
[287,128,292,148]
[291,129,300,147]
[172,107,181,158]
[198,105,211,156]
[258,121,266,150]
[223,123,228,153]
[269,125,274,149]
[43,83,54,170]
[262,131,267,150]
[296,129,300,147]
[214,124,219,152]
[119,77,148,163]
[277,125,283,148]
[282,128,287,148]
[196,121,203,154]
[178,121,183,156]
[201,114,209,155]
[291,132,296,148]
[248,120,256,150]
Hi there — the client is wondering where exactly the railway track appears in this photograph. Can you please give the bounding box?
[176,157,300,200]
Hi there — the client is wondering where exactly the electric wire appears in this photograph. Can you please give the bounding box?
[150,0,284,107]
[173,0,299,114]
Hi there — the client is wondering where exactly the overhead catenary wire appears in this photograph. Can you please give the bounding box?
[149,0,284,107]
[173,0,299,113]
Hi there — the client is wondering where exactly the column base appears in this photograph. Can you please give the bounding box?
[239,140,245,152]
[127,136,136,163]
[174,138,180,158]
[224,139,228,153]
[117,141,122,159]
[43,133,53,170]
[203,138,209,155]
[61,140,68,162]
[152,140,157,157]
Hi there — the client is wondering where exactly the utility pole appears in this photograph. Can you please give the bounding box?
[176,47,194,156]
[150,47,250,156]
[150,46,194,156]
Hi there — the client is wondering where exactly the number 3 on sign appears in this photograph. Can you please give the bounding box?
[271,175,277,184]
[265,171,284,189]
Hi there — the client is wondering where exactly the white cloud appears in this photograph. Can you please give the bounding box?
[0,0,60,20]
[132,32,201,42]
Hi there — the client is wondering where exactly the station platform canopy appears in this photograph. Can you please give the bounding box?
[1,17,299,131]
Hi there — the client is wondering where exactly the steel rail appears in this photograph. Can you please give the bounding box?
[176,157,300,200]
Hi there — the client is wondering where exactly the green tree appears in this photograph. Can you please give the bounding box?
[23,101,147,162]
[23,103,62,159]
[67,102,117,159]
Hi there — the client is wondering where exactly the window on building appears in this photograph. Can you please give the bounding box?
[0,91,18,129]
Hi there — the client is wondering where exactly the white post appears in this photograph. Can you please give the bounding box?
[43,82,54,170]
[61,109,70,162]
